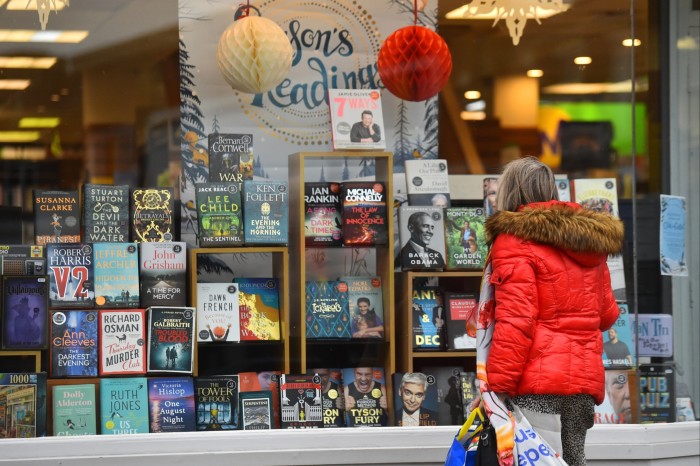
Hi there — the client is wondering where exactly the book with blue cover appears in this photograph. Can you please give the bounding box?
[52,383,97,436]
[49,310,99,378]
[195,375,239,431]
[243,179,288,244]
[236,278,281,341]
[93,242,139,308]
[0,372,47,438]
[341,276,384,340]
[195,182,243,247]
[411,285,445,351]
[602,303,635,369]
[47,243,94,308]
[148,377,196,433]
[1,275,49,349]
[305,280,350,339]
[100,377,149,434]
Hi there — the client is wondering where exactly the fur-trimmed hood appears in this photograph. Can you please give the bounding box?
[485,201,624,259]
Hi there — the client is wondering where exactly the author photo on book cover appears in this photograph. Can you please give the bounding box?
[400,211,445,269]
[350,110,381,143]
[395,372,437,427]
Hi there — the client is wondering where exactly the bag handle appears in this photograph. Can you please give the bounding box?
[456,407,485,442]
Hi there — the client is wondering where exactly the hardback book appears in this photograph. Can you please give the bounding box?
[0,244,45,276]
[342,367,388,427]
[459,372,478,421]
[1,275,49,350]
[49,310,99,378]
[239,390,273,430]
[238,371,281,429]
[196,282,240,343]
[0,373,47,438]
[634,313,673,357]
[99,309,147,376]
[341,276,384,339]
[82,184,130,243]
[93,242,139,308]
[444,292,478,351]
[138,241,187,308]
[398,206,446,271]
[148,377,196,433]
[573,178,619,217]
[556,178,571,202]
[46,243,95,308]
[639,364,676,423]
[602,303,635,369]
[595,369,634,424]
[444,207,486,270]
[236,278,281,341]
[305,280,351,339]
[422,366,465,425]
[392,372,439,427]
[308,368,345,428]
[304,182,343,247]
[676,397,697,422]
[195,182,243,247]
[195,375,239,431]
[130,187,174,243]
[412,285,445,351]
[208,133,254,183]
[243,179,289,244]
[147,306,195,374]
[483,177,499,218]
[52,384,97,436]
[328,88,386,150]
[340,181,388,247]
[99,377,149,434]
[404,159,451,207]
[279,373,323,429]
[32,189,80,246]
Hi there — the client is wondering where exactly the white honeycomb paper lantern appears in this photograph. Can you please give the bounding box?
[216,15,293,94]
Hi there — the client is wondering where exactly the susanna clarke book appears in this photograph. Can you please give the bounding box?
[32,189,80,246]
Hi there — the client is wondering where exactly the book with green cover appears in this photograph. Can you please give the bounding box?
[52,384,97,436]
[99,377,149,434]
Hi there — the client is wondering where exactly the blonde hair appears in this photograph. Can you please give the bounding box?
[496,157,558,212]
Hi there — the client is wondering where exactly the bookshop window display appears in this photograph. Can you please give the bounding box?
[0,0,698,444]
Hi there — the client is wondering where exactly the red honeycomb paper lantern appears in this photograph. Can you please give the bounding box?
[378,25,452,102]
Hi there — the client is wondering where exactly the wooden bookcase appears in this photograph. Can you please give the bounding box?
[288,151,395,379]
[188,246,290,376]
[398,271,482,373]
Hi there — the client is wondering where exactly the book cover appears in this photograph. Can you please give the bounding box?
[279,373,323,429]
[342,367,388,427]
[0,244,45,276]
[195,375,239,431]
[47,243,95,308]
[99,309,147,376]
[412,285,445,351]
[305,280,351,339]
[32,189,80,246]
[308,368,345,428]
[459,372,478,421]
[398,206,446,270]
[573,178,619,217]
[147,306,195,374]
[392,372,439,427]
[139,242,187,308]
[195,182,243,247]
[595,369,633,424]
[556,178,571,202]
[422,366,465,425]
[444,207,487,270]
[444,292,478,351]
[483,177,499,218]
[340,181,388,247]
[93,242,140,308]
[238,371,281,429]
[1,275,49,350]
[304,182,342,247]
[0,372,47,438]
[236,278,281,341]
[208,133,254,183]
[634,313,673,357]
[341,276,384,339]
[52,384,97,436]
[100,377,149,434]
[130,187,174,243]
[639,364,676,423]
[676,397,697,422]
[404,159,451,207]
[82,184,130,243]
[49,310,99,378]
[328,88,385,150]
[196,282,240,342]
[602,303,635,369]
[243,179,288,244]
[148,377,196,433]
[239,390,273,430]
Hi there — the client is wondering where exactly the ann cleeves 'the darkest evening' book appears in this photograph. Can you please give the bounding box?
[50,309,99,377]
[32,189,80,246]
[82,184,130,242]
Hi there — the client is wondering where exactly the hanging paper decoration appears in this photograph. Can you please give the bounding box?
[216,5,293,94]
[35,0,70,31]
[377,1,452,102]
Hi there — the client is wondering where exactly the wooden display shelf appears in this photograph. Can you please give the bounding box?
[0,350,42,372]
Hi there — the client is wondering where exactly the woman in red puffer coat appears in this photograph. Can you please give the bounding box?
[484,157,624,466]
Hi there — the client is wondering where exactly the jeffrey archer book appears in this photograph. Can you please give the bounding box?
[243,179,288,244]
[147,307,195,374]
[32,189,80,246]
[99,309,147,376]
[304,182,342,247]
[1,275,49,350]
[196,282,240,342]
[139,242,186,307]
[130,187,174,242]
[195,182,243,246]
[50,310,99,378]
[195,375,239,431]
[340,181,388,246]
[148,377,196,433]
[100,377,149,434]
[93,242,139,308]
[82,183,130,242]
[208,133,254,183]
[47,243,94,308]
[237,278,280,341]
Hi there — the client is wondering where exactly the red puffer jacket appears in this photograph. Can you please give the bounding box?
[484,201,624,404]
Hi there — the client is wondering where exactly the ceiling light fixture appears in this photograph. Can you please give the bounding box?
[0,79,30,90]
[622,38,641,47]
[0,56,57,69]
[542,78,649,95]
[19,117,60,128]
[574,56,592,65]
[527,69,544,78]
[6,0,69,31]
[0,131,40,143]
[50,94,60,102]
[460,111,486,121]
[464,90,481,99]
[0,29,88,43]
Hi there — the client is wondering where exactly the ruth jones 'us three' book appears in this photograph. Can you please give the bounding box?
[243,179,288,244]
[47,243,95,308]
[147,307,195,374]
[196,282,240,343]
[82,184,130,242]
[279,374,323,429]
[99,309,147,376]
[93,242,140,308]
[138,242,187,308]
[50,310,98,378]
[304,182,342,247]
[305,280,350,339]
[208,133,254,183]
[100,377,149,434]
[341,182,387,247]
[0,373,47,438]
[130,188,174,243]
[52,384,97,436]
[32,189,80,246]
[195,182,243,247]
[1,275,49,350]
[195,375,239,431]
[237,278,281,341]
[148,377,196,433]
